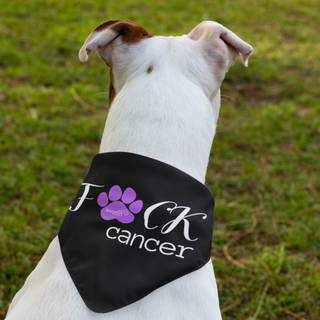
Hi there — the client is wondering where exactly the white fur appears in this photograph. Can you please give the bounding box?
[6,20,252,320]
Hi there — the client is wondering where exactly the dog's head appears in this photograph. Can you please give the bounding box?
[79,20,252,109]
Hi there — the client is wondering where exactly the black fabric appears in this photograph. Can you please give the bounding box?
[58,152,214,313]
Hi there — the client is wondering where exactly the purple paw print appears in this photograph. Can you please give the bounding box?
[97,185,143,224]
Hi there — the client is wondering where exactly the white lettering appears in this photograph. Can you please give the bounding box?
[144,201,207,241]
[106,227,120,239]
[144,201,177,230]
[105,209,128,216]
[129,233,145,249]
[162,209,207,242]
[118,230,131,244]
[69,183,104,211]
[106,227,194,259]
[175,245,194,259]
[159,242,176,255]
[144,238,160,252]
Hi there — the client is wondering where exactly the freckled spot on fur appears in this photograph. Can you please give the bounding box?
[146,66,153,74]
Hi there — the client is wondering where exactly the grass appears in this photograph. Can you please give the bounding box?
[0,0,319,319]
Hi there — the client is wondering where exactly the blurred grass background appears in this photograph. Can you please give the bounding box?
[0,0,319,319]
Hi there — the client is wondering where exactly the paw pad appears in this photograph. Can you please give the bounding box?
[97,185,143,224]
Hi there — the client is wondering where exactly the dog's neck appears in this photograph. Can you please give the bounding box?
[99,77,220,183]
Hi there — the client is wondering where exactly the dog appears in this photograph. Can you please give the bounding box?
[5,20,252,320]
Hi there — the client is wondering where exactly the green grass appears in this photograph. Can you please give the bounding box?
[0,0,319,319]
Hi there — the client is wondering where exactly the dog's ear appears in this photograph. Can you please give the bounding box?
[188,21,253,69]
[79,20,153,64]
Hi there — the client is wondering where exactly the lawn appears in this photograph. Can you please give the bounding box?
[0,0,319,319]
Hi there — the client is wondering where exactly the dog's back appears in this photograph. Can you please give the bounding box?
[6,20,252,320]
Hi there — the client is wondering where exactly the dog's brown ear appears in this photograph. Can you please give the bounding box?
[188,21,253,68]
[79,20,153,63]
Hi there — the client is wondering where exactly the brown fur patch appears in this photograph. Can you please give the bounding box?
[94,20,154,44]
[94,20,121,32]
[146,65,153,74]
[94,20,154,107]
[108,69,116,107]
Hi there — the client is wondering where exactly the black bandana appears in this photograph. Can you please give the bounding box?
[58,152,214,313]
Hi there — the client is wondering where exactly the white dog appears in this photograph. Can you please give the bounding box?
[6,20,252,320]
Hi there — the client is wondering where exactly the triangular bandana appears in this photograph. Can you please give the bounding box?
[58,152,214,313]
